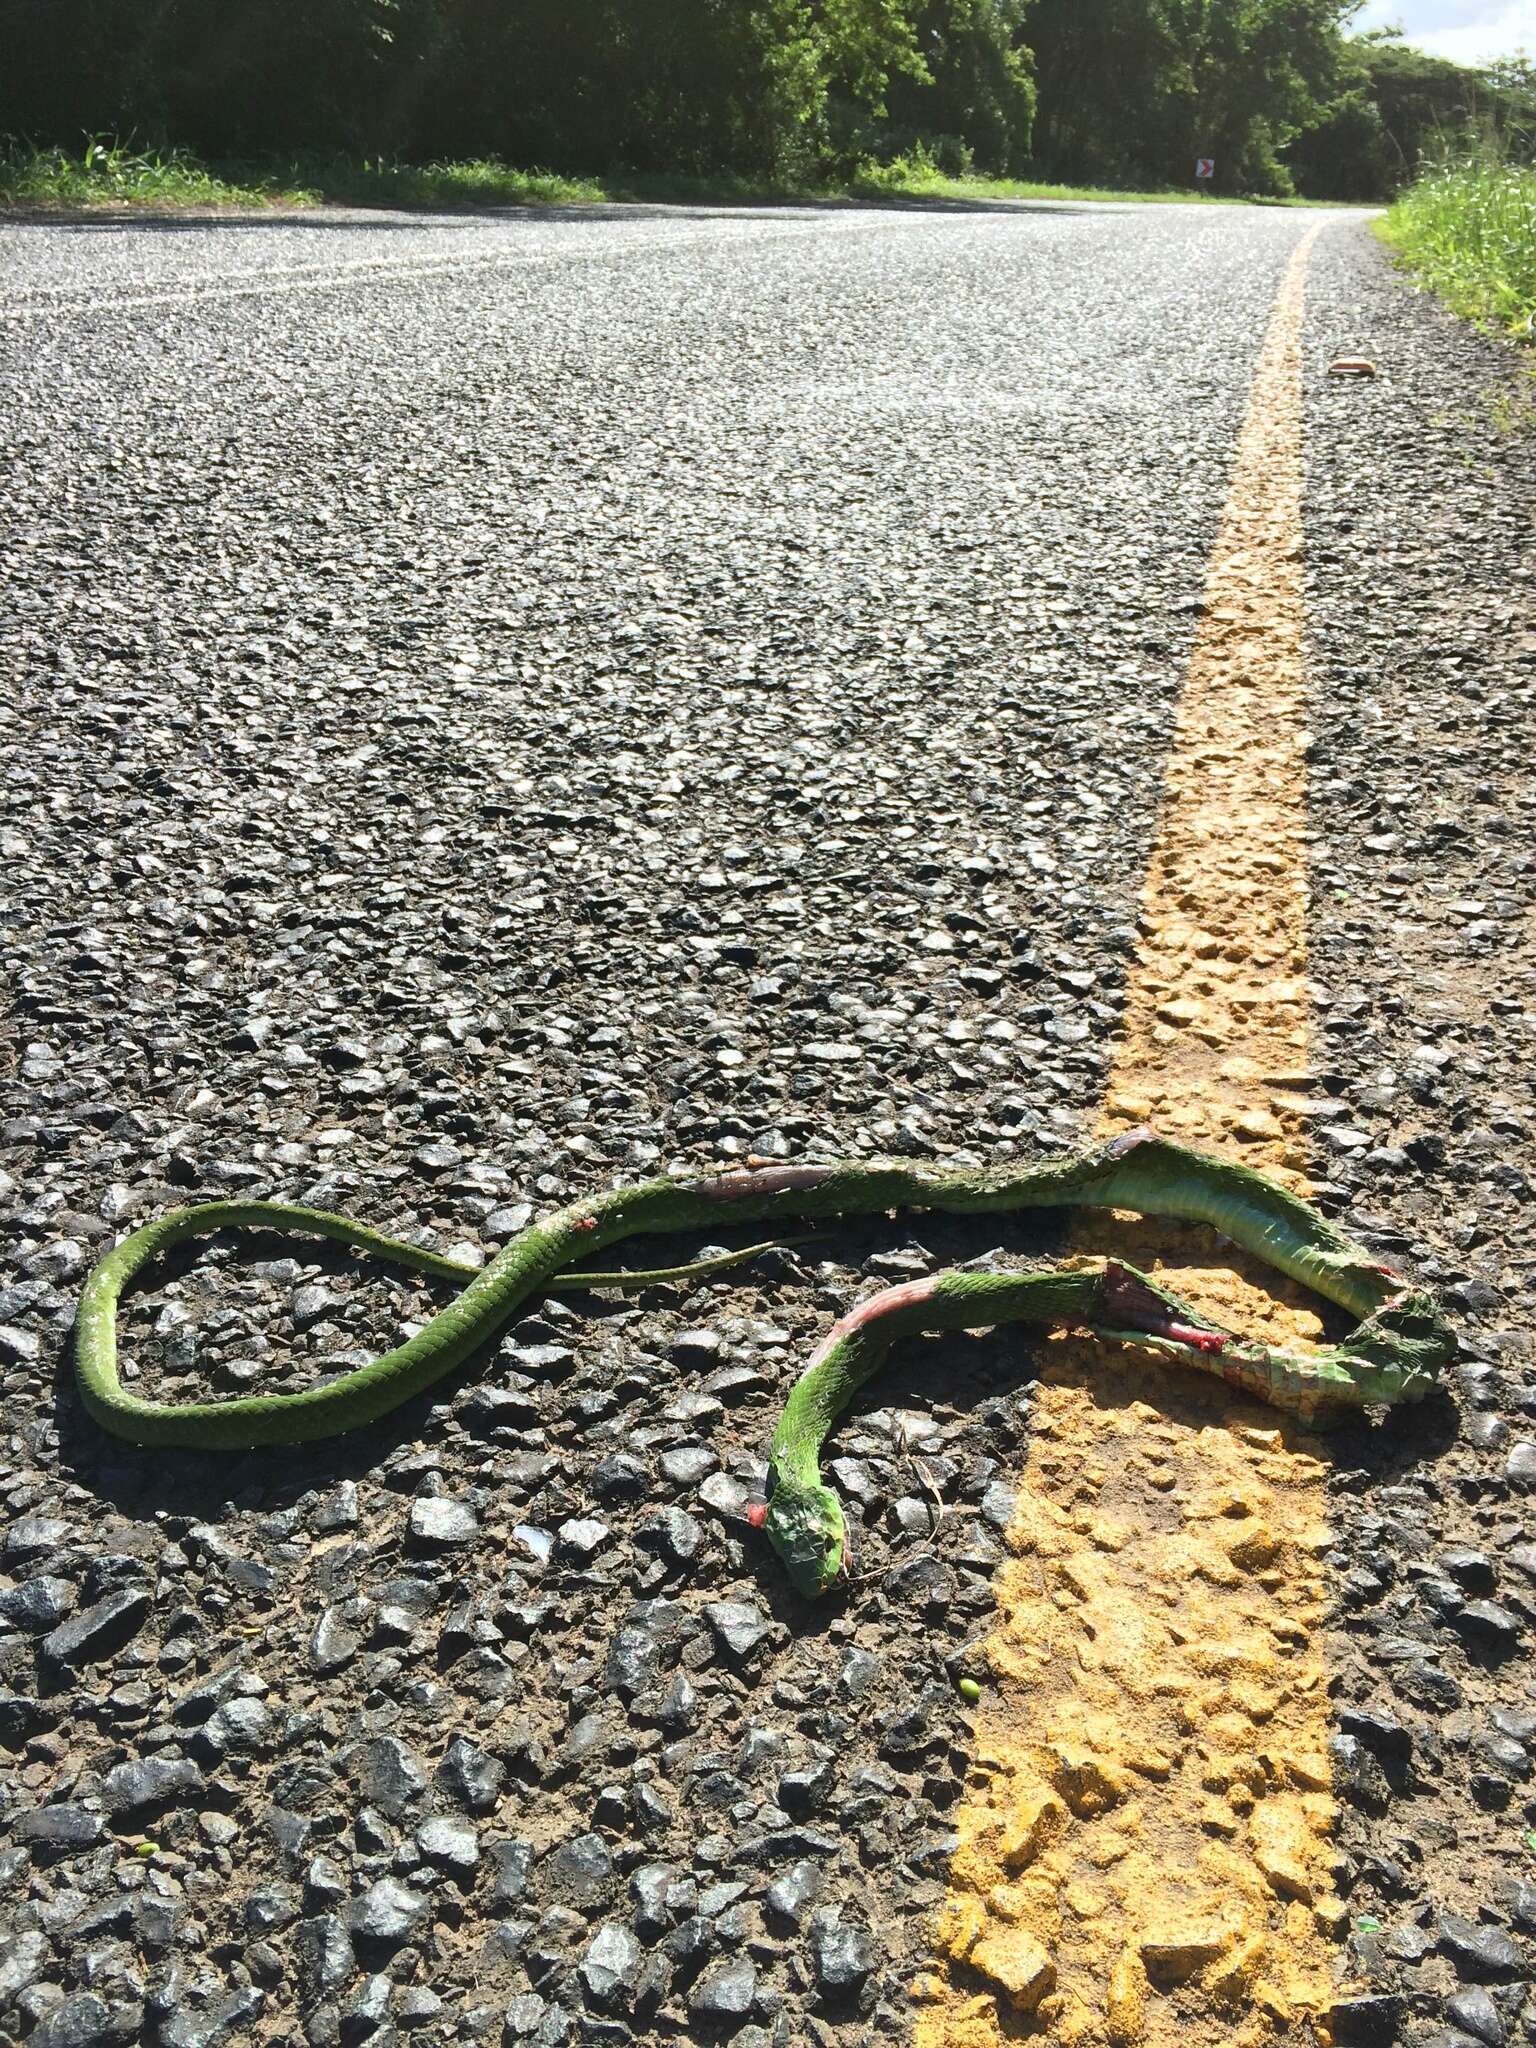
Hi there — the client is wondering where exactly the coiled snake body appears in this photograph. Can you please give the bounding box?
[75,1129,1450,1596]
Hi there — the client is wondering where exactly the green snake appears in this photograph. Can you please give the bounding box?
[74,1128,1450,1597]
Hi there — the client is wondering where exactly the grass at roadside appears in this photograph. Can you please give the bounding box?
[1379,160,1536,343]
[1,138,1322,217]
[0,139,295,209]
[847,160,1279,206]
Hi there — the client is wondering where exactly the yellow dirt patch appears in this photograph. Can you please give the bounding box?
[915,226,1338,2048]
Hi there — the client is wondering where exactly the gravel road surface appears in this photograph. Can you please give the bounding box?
[2,198,1533,2048]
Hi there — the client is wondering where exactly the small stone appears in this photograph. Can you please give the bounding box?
[1339,1706,1413,1770]
[1329,1734,1393,1814]
[1000,1790,1065,1870]
[292,1283,341,1328]
[1452,1602,1520,1651]
[135,1895,182,1952]
[556,1518,611,1560]
[0,1576,77,1630]
[0,1929,49,1996]
[353,1735,427,1818]
[765,1859,823,1926]
[891,1495,932,1538]
[416,1816,480,1876]
[629,1863,676,1940]
[29,1994,114,2048]
[635,1506,703,1565]
[657,1673,697,1732]
[967,1927,1054,2012]
[580,1922,643,2012]
[979,1481,1016,1531]
[311,1482,359,1532]
[548,1831,613,1904]
[244,1884,300,1934]
[14,1804,103,1849]
[882,1552,953,1616]
[5,1516,71,1560]
[195,1695,271,1760]
[103,1757,205,1816]
[1442,1549,1496,1594]
[1329,1992,1406,2045]
[307,1604,360,1676]
[415,1141,461,1172]
[777,1760,834,1818]
[346,1877,429,1945]
[436,1736,505,1814]
[606,1623,662,1699]
[837,1648,879,1698]
[504,1343,575,1378]
[810,1910,877,1998]
[689,1956,757,2024]
[1446,1987,1506,2047]
[698,1473,751,1517]
[705,1600,772,1659]
[408,1497,478,1550]
[1050,1748,1127,1819]
[660,1445,717,1486]
[1438,1913,1523,1981]
[397,1987,443,2029]
[669,1328,724,1364]
[1504,1442,1536,1489]
[489,1839,534,1910]
[40,1584,151,1670]
[341,1975,393,2037]
[296,1914,355,1995]
[592,1452,648,1499]
[1139,1924,1231,1984]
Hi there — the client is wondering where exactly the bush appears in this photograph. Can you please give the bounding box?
[1384,155,1536,340]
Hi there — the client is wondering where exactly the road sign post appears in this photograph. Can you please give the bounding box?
[1195,157,1215,183]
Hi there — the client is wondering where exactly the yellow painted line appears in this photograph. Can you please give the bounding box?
[915,225,1340,2048]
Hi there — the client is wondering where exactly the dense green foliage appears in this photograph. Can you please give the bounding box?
[1025,0,1344,194]
[1384,158,1536,341]
[1291,40,1536,198]
[0,0,1532,200]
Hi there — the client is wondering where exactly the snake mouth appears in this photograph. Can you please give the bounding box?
[1098,1260,1230,1355]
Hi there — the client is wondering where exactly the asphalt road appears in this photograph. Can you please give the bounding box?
[2,198,1534,2048]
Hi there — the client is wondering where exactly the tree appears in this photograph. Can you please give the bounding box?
[884,0,1036,173]
[1165,0,1350,193]
[1346,31,1491,184]
[1484,55,1536,163]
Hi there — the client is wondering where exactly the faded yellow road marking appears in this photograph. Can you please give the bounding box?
[915,225,1337,2048]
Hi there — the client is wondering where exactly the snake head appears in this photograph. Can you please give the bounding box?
[1340,1286,1454,1406]
[763,1479,846,1599]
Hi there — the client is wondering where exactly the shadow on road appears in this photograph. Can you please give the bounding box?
[2,192,1106,235]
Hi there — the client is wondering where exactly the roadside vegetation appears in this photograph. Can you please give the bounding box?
[3,0,1535,215]
[0,138,1336,216]
[0,138,297,209]
[1382,158,1536,343]
[0,141,609,212]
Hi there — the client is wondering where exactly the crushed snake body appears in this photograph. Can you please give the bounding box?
[74,1129,1451,1596]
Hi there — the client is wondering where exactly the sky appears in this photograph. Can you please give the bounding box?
[1350,0,1536,64]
